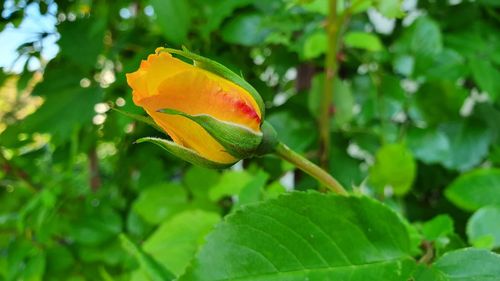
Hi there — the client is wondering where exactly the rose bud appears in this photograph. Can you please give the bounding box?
[126,48,277,168]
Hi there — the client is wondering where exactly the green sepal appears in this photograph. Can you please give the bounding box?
[158,108,263,159]
[135,137,234,169]
[255,121,279,156]
[111,107,164,133]
[162,48,266,118]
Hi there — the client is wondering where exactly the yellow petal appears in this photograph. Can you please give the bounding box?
[145,109,237,164]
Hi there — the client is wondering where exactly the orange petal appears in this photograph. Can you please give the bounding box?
[137,69,261,132]
[126,51,192,102]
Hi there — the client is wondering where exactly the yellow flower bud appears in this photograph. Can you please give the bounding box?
[126,48,272,167]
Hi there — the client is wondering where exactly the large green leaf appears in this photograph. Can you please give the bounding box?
[180,192,416,281]
[467,205,500,249]
[445,169,500,211]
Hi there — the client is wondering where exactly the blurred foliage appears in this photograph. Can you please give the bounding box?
[1,0,500,280]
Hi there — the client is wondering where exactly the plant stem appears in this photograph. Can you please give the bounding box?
[418,241,434,264]
[319,0,340,169]
[274,142,347,195]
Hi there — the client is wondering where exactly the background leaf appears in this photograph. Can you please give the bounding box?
[369,143,417,196]
[150,0,191,45]
[445,169,500,211]
[431,248,500,281]
[466,205,500,249]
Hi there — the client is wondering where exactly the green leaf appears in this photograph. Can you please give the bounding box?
[369,143,417,196]
[415,81,467,126]
[208,170,254,201]
[329,137,365,188]
[412,264,446,281]
[332,79,355,127]
[445,169,500,211]
[58,16,106,71]
[135,137,235,169]
[393,55,414,76]
[143,210,220,276]
[308,74,354,127]
[431,248,500,281]
[234,170,269,209]
[477,0,500,6]
[183,166,221,199]
[441,121,492,172]
[22,249,45,281]
[467,205,500,249]
[132,183,187,225]
[180,192,416,281]
[422,215,454,241]
[77,240,131,266]
[375,0,404,18]
[300,0,328,15]
[407,128,450,165]
[196,0,254,38]
[159,108,262,159]
[150,0,190,44]
[410,17,442,56]
[221,13,270,46]
[0,63,103,147]
[344,32,383,52]
[469,59,500,101]
[394,17,442,57]
[424,49,467,81]
[120,234,175,281]
[267,111,316,153]
[302,31,327,59]
[66,206,122,246]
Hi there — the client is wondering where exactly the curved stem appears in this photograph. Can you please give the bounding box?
[274,142,347,195]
